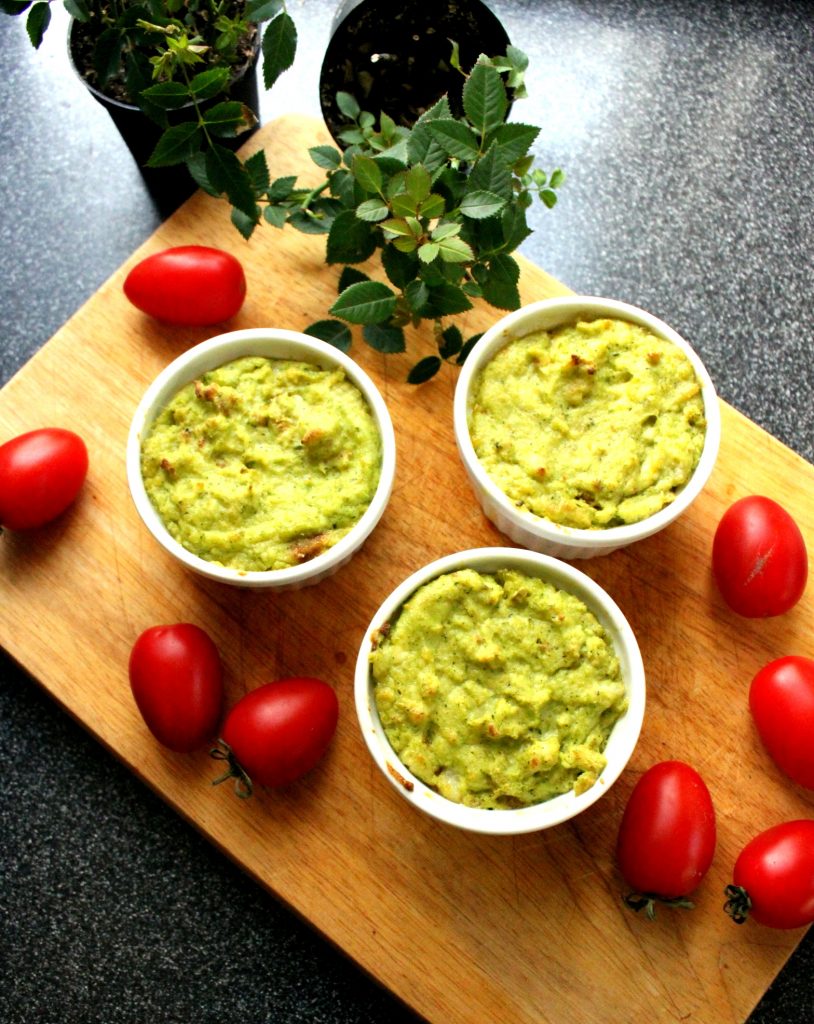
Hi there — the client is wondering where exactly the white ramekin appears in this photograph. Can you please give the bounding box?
[355,547,646,835]
[453,296,721,559]
[127,327,396,589]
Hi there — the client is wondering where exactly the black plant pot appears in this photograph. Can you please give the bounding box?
[319,0,511,145]
[68,20,261,218]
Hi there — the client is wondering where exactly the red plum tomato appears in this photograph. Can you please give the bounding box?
[0,427,88,530]
[123,245,246,326]
[712,496,807,617]
[750,656,814,789]
[725,820,814,929]
[129,623,223,753]
[617,760,717,917]
[212,677,339,797]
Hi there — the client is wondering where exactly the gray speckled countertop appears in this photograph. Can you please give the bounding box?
[1,1,812,1022]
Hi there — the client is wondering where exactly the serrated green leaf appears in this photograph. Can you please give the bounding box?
[326,210,376,264]
[203,100,254,138]
[336,91,360,120]
[428,119,480,162]
[363,323,406,353]
[390,191,417,217]
[309,145,341,170]
[418,242,440,264]
[407,356,442,384]
[540,188,558,209]
[245,0,284,21]
[339,127,365,146]
[185,152,220,196]
[64,0,89,21]
[462,281,482,297]
[146,122,201,167]
[268,174,296,200]
[288,209,330,234]
[263,205,287,227]
[460,189,506,219]
[431,222,461,241]
[262,11,296,89]
[381,218,413,238]
[338,266,369,292]
[231,207,259,240]
[468,143,512,199]
[404,279,430,316]
[188,67,230,101]
[244,149,270,193]
[330,281,396,325]
[141,80,190,110]
[487,122,540,165]
[506,45,529,72]
[393,237,418,253]
[463,61,508,136]
[419,193,446,220]
[481,254,521,310]
[93,26,124,88]
[204,144,258,219]
[352,154,383,195]
[437,236,474,263]
[404,164,432,203]
[305,319,352,353]
[456,333,483,364]
[355,198,389,222]
[424,282,473,316]
[381,246,419,289]
[25,1,50,47]
[500,203,532,251]
[406,123,448,175]
[439,325,463,359]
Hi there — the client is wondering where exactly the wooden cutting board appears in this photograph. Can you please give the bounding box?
[2,115,812,1024]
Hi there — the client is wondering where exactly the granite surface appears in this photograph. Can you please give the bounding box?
[0,1,812,1022]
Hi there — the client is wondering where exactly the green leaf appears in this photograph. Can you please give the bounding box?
[431,222,461,241]
[246,0,284,20]
[423,282,473,317]
[263,205,287,228]
[330,281,397,325]
[188,67,231,101]
[428,119,480,162]
[540,188,558,209]
[390,191,417,217]
[481,254,521,310]
[268,174,297,200]
[0,0,32,14]
[500,204,532,251]
[439,325,463,359]
[140,80,190,110]
[363,323,406,353]
[437,236,475,263]
[381,218,413,238]
[549,168,566,189]
[305,319,352,353]
[488,122,540,165]
[468,143,512,199]
[64,0,88,18]
[185,152,220,196]
[381,246,419,289]
[418,242,440,264]
[244,149,270,193]
[204,144,258,219]
[404,164,432,203]
[419,193,446,220]
[202,100,251,138]
[231,207,259,240]
[309,145,341,170]
[338,266,369,292]
[457,333,483,364]
[463,61,508,136]
[336,91,360,120]
[25,1,49,47]
[146,122,201,167]
[262,11,296,90]
[93,27,124,88]
[460,189,506,219]
[326,210,376,264]
[356,198,389,222]
[352,154,383,195]
[288,209,330,234]
[407,356,442,384]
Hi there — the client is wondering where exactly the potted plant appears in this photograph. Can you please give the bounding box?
[2,0,297,214]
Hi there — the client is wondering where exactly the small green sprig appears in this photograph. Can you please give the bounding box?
[222,47,564,382]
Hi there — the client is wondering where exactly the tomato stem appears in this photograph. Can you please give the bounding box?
[723,884,752,925]
[623,892,695,920]
[210,739,253,799]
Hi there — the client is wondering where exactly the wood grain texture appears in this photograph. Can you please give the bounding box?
[1,115,812,1024]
